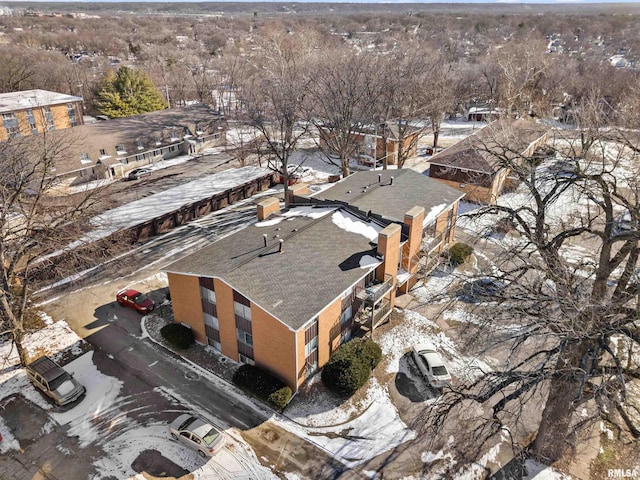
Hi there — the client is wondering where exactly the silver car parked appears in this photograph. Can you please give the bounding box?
[169,413,226,458]
[412,343,452,389]
[26,356,85,406]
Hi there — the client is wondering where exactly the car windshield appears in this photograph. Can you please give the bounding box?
[178,416,196,431]
[202,428,220,446]
[134,293,150,305]
[432,365,448,377]
[49,371,72,390]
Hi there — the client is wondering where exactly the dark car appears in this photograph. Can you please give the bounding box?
[116,288,155,314]
[127,168,153,180]
[458,277,506,303]
[26,356,85,406]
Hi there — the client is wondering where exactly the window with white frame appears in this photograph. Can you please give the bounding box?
[136,139,144,150]
[199,278,221,351]
[2,112,19,137]
[154,136,161,146]
[67,103,77,126]
[80,152,91,164]
[234,291,254,362]
[170,127,179,141]
[43,107,55,130]
[26,109,37,133]
[116,144,127,154]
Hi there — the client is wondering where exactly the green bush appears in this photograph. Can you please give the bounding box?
[321,338,382,395]
[160,323,195,349]
[268,387,293,410]
[232,364,292,410]
[447,242,474,266]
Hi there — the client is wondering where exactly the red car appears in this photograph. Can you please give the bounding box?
[116,289,155,314]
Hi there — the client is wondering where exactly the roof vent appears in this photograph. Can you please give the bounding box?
[390,176,394,185]
[378,174,382,183]
[279,239,284,253]
[263,233,268,247]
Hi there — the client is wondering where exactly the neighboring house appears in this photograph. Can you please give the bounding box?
[465,103,503,122]
[0,89,84,141]
[164,169,463,392]
[318,121,420,166]
[15,103,225,186]
[428,118,550,204]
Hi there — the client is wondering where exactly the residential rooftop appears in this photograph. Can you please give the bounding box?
[428,118,549,173]
[0,89,83,113]
[311,168,464,225]
[164,205,386,330]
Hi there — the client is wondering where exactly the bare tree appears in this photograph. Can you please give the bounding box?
[308,51,382,177]
[0,133,103,366]
[239,33,313,205]
[426,119,640,465]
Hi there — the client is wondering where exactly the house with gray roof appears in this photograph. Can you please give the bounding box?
[428,118,550,203]
[163,169,463,392]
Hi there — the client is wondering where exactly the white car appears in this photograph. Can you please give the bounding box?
[169,413,226,458]
[412,343,452,389]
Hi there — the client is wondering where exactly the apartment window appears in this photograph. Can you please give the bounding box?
[80,152,91,164]
[169,145,177,152]
[304,318,319,375]
[136,139,144,150]
[2,113,20,137]
[199,278,221,351]
[43,107,55,130]
[116,144,127,154]
[99,148,109,159]
[170,127,179,141]
[26,109,37,133]
[154,136,161,146]
[195,123,204,135]
[234,291,254,363]
[67,103,77,127]
[340,305,353,343]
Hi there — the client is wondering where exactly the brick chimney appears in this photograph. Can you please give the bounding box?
[376,223,401,306]
[400,206,425,293]
[286,183,311,206]
[256,197,280,221]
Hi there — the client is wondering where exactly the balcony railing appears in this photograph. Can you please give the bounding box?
[355,274,394,305]
[355,299,392,331]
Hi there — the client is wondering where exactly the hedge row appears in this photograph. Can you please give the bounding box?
[232,364,292,410]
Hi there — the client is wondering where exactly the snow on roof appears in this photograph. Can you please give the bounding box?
[0,89,83,113]
[423,203,448,227]
[255,205,335,227]
[91,166,270,234]
[331,209,383,243]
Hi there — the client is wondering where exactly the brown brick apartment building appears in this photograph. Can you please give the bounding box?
[0,89,84,141]
[164,169,464,392]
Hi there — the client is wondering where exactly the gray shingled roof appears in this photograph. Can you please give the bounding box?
[164,206,384,331]
[313,169,464,224]
[429,118,549,173]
